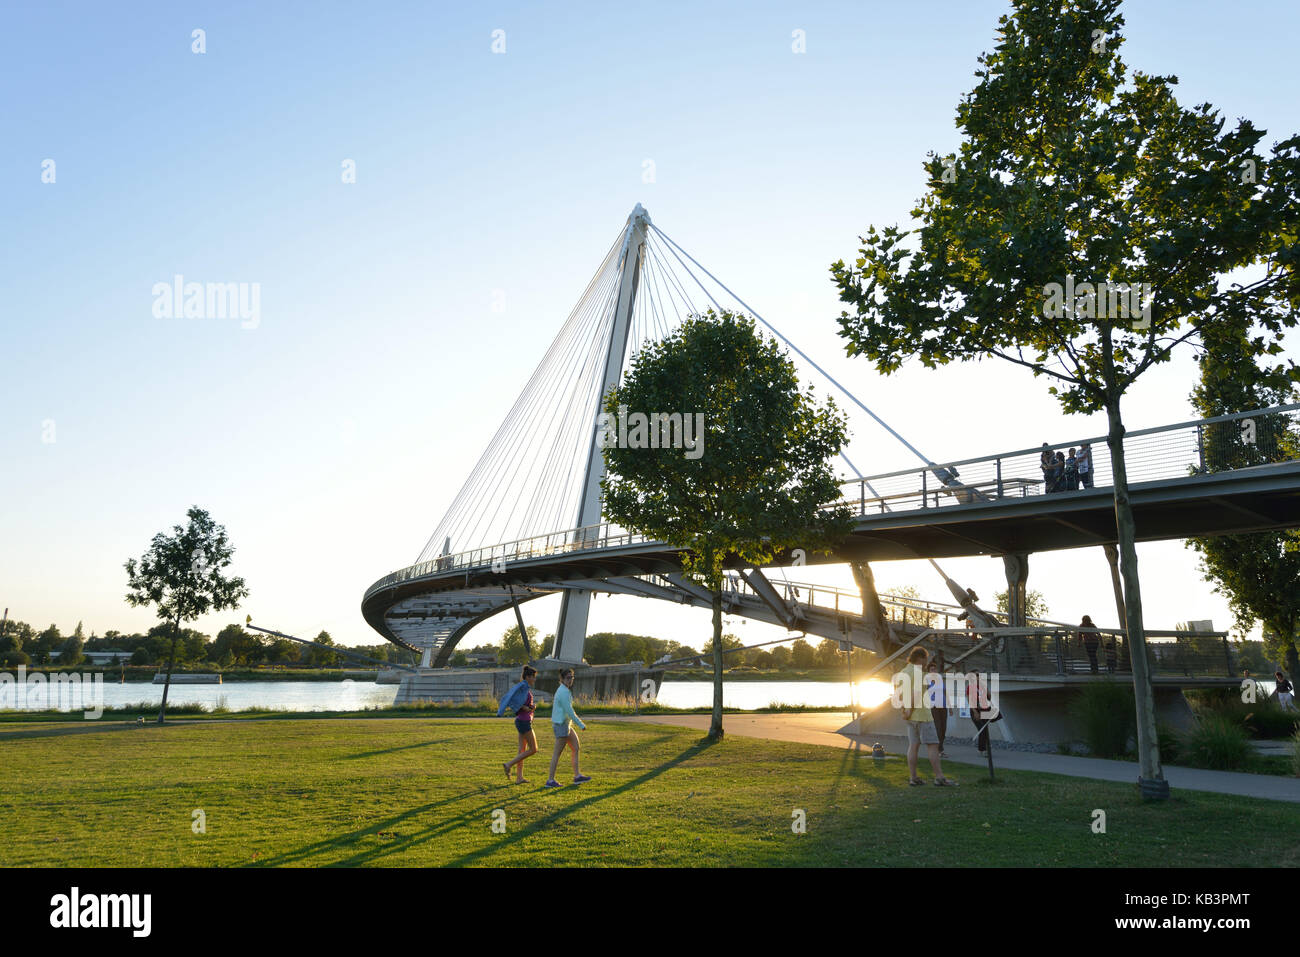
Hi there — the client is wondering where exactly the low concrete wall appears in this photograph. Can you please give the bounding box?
[857,682,1198,746]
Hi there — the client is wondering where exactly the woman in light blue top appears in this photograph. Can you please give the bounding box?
[544,668,590,787]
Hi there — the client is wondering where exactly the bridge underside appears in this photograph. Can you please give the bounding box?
[835,462,1300,561]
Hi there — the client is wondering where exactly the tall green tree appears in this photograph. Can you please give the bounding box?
[308,631,339,668]
[789,638,816,670]
[32,624,62,664]
[212,623,263,666]
[1188,326,1300,677]
[601,310,853,738]
[831,0,1299,793]
[0,620,33,656]
[60,626,85,666]
[499,624,537,666]
[995,589,1051,622]
[124,507,248,723]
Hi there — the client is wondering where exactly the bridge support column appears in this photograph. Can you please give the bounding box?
[1002,552,1029,627]
[850,561,896,654]
[553,590,593,663]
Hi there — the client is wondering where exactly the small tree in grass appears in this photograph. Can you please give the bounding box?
[831,0,1299,794]
[600,310,853,738]
[124,507,247,723]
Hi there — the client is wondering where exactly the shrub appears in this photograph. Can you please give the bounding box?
[1191,688,1300,739]
[1180,714,1254,771]
[1156,722,1180,764]
[1068,679,1134,758]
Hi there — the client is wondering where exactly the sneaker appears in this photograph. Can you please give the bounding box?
[935,777,959,787]
[573,774,591,784]
[543,780,561,788]
[909,778,927,787]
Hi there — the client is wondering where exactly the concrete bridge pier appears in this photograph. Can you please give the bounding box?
[1002,551,1029,626]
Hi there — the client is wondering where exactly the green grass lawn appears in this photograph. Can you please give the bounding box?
[1,716,1296,867]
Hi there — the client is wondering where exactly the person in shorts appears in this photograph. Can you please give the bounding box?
[544,668,591,787]
[500,665,539,783]
[900,648,956,786]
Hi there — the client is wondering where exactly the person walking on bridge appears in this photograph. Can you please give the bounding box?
[500,666,539,783]
[544,668,591,787]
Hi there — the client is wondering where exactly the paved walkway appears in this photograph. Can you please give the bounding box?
[601,712,1300,803]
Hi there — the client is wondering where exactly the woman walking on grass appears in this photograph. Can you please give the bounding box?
[544,668,591,788]
[499,666,539,783]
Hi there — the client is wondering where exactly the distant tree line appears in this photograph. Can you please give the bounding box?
[0,619,416,670]
[450,625,876,672]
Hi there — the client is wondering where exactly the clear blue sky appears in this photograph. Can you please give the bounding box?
[2,1,1297,648]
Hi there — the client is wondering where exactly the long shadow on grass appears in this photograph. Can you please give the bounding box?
[248,787,496,867]
[340,740,452,760]
[255,736,719,867]
[0,722,147,742]
[440,736,719,868]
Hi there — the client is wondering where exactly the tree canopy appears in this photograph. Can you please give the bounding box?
[600,309,853,737]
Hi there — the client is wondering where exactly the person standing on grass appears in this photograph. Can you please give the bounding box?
[544,668,591,788]
[499,665,539,783]
[899,648,956,787]
[925,659,948,757]
[1276,671,1297,712]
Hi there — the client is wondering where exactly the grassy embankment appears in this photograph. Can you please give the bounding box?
[0,716,1296,867]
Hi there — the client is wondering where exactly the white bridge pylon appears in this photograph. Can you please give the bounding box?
[552,205,651,661]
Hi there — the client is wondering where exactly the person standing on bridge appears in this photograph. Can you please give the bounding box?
[500,666,539,783]
[1077,442,1094,489]
[1078,615,1100,674]
[544,668,591,788]
[1065,448,1079,491]
[1039,443,1055,492]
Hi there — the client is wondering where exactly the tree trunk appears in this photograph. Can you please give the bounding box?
[1105,400,1165,794]
[158,617,180,725]
[708,589,724,739]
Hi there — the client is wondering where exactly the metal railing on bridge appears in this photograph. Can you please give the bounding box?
[872,627,1239,680]
[836,403,1300,515]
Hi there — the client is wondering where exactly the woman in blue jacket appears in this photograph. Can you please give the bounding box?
[500,665,539,783]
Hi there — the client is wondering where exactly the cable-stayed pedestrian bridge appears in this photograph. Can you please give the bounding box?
[362,205,1300,669]
[364,402,1300,663]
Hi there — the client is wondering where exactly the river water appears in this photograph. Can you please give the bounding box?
[9,676,1270,715]
[6,678,896,714]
